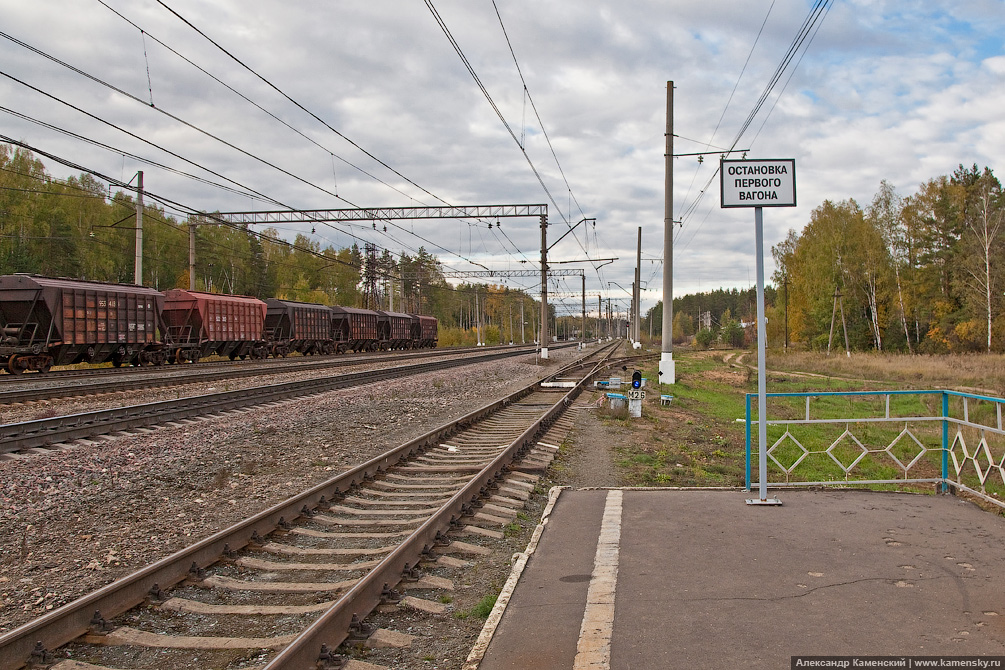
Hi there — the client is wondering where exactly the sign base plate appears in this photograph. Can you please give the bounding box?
[745,498,783,506]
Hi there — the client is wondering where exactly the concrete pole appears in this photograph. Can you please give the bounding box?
[581,273,586,344]
[635,226,642,344]
[660,81,676,384]
[540,215,549,358]
[598,295,602,342]
[607,298,612,340]
[134,171,143,285]
[520,299,525,344]
[630,281,635,341]
[188,223,196,290]
[475,290,483,346]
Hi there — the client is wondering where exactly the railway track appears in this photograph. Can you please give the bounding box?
[0,345,573,455]
[0,344,553,405]
[0,341,618,670]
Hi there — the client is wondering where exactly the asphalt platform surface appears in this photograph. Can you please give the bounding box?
[476,488,1005,669]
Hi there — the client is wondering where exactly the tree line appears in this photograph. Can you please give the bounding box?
[774,164,1003,353]
[641,164,1002,354]
[0,144,548,344]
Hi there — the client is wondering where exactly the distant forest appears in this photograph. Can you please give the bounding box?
[0,144,547,344]
[3,144,1001,352]
[644,164,1004,354]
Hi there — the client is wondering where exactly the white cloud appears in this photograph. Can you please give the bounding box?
[0,0,1001,313]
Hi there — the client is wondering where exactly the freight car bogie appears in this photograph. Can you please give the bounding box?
[4,353,52,375]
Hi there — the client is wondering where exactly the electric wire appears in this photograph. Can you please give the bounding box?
[491,0,588,224]
[152,0,449,209]
[6,7,579,298]
[0,105,263,200]
[674,0,832,252]
[93,0,422,206]
[9,14,529,277]
[422,1,567,231]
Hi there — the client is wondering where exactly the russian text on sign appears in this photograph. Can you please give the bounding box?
[720,158,796,208]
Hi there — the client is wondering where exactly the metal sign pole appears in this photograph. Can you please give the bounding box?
[719,157,794,506]
[747,206,780,505]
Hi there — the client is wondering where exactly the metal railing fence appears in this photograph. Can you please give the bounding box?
[745,389,1005,510]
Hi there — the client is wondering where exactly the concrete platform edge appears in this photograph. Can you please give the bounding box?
[462,485,568,670]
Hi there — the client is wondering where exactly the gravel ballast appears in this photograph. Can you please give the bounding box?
[0,348,580,635]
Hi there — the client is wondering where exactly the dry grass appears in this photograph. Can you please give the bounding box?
[766,351,1005,397]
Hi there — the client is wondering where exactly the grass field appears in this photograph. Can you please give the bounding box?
[601,345,1005,505]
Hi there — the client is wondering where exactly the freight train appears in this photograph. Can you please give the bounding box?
[0,274,437,374]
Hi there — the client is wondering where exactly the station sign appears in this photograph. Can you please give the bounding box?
[720,159,796,208]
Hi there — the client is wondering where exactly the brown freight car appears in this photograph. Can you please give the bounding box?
[410,314,438,348]
[330,306,378,352]
[377,310,413,350]
[162,289,268,362]
[0,274,165,373]
[264,298,334,357]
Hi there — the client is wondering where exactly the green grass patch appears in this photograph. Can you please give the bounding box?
[455,593,498,619]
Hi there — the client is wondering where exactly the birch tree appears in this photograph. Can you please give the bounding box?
[957,169,1004,352]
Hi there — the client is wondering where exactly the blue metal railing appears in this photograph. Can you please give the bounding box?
[745,389,1005,509]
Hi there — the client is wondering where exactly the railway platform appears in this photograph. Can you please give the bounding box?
[467,488,1005,669]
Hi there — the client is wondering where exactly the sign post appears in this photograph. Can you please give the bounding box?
[721,159,796,506]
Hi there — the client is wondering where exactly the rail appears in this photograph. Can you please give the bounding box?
[0,346,536,453]
[745,389,1005,510]
[0,341,619,669]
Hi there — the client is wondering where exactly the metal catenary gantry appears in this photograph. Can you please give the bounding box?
[214,204,564,357]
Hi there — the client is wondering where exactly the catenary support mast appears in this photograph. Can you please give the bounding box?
[660,81,676,384]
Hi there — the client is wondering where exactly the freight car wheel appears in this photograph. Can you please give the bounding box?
[6,355,24,375]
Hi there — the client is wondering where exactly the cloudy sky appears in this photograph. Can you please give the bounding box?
[1,1,1002,317]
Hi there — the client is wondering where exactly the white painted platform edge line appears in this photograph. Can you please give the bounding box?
[570,486,745,492]
[462,486,568,670]
[573,489,623,670]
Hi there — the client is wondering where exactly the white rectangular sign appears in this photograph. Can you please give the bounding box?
[720,159,796,208]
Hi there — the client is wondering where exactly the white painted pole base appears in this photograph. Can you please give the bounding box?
[628,398,642,418]
[659,352,675,385]
[540,347,549,359]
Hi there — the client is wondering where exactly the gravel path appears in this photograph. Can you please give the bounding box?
[0,348,576,634]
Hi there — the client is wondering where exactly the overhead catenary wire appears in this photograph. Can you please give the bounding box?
[9,9,533,278]
[0,64,498,273]
[423,0,574,238]
[425,0,613,303]
[0,136,477,293]
[93,1,425,207]
[677,1,775,213]
[0,105,264,200]
[5,5,588,298]
[674,0,832,253]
